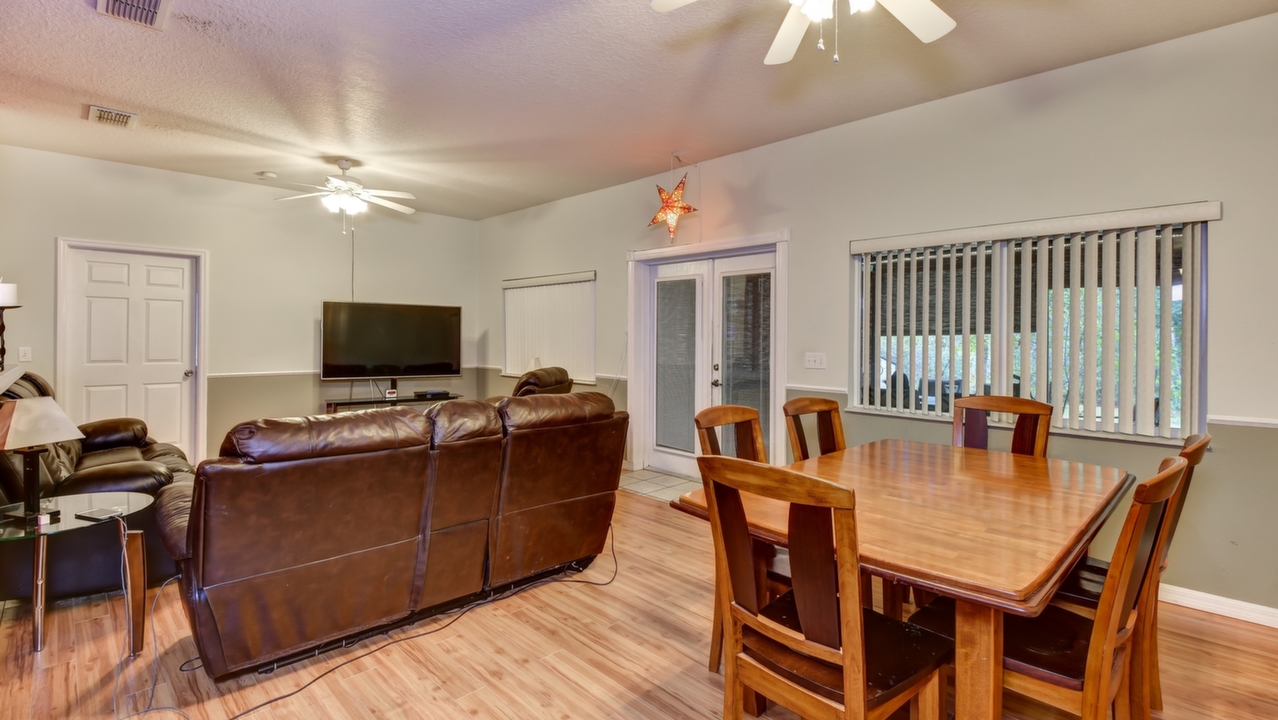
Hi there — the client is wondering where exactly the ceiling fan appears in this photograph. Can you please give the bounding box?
[276,159,417,215]
[651,0,955,65]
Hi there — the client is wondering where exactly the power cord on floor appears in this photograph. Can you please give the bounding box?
[111,517,190,719]
[225,523,619,719]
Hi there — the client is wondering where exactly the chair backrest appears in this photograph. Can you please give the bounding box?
[783,397,846,461]
[1083,456,1186,716]
[694,405,768,463]
[951,395,1053,457]
[697,454,870,712]
[1157,433,1210,573]
[512,367,573,397]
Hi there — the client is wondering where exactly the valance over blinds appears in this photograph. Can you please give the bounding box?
[849,202,1216,440]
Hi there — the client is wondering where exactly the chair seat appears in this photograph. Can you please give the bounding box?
[1053,556,1111,611]
[742,590,953,709]
[909,597,1096,691]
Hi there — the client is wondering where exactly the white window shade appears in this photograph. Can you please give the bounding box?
[849,202,1215,440]
[503,272,596,382]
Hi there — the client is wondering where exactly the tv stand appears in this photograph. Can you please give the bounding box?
[324,393,461,414]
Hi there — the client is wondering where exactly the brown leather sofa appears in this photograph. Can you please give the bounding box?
[156,392,627,679]
[0,373,195,600]
[485,366,573,403]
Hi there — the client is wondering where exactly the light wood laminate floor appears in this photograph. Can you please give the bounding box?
[2,491,1275,719]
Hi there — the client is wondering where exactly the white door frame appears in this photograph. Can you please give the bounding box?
[55,237,210,461]
[627,231,789,473]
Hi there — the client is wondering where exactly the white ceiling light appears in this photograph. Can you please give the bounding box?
[277,159,416,215]
[655,0,956,65]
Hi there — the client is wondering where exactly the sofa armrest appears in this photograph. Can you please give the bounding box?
[155,482,194,561]
[54,460,173,497]
[78,418,149,454]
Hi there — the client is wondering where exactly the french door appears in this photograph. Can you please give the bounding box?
[647,252,776,477]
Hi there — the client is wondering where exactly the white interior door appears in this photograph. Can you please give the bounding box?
[647,252,776,476]
[62,247,196,456]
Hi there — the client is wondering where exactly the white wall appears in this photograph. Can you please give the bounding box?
[477,12,1278,423]
[0,145,481,379]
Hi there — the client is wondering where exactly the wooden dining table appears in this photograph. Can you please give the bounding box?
[671,438,1134,720]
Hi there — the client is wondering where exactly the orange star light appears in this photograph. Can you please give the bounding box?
[649,173,697,242]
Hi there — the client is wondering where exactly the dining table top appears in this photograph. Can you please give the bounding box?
[672,438,1135,615]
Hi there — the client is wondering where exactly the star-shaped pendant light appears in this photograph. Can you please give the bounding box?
[649,173,697,242]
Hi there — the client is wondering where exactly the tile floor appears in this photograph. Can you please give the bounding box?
[618,467,702,503]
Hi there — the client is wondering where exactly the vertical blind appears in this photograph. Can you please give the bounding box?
[849,203,1215,440]
[503,271,596,382]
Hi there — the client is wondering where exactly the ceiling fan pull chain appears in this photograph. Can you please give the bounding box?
[833,0,840,62]
[817,19,825,51]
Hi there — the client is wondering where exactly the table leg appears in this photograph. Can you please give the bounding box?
[954,600,1003,720]
[32,534,47,652]
[122,528,147,656]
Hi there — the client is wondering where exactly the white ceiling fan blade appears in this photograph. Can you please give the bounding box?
[364,195,417,214]
[363,189,416,199]
[276,192,331,201]
[650,0,701,12]
[877,0,956,43]
[764,5,811,66]
[285,182,329,190]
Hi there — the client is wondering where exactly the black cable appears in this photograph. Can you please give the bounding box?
[226,524,618,719]
[178,658,202,673]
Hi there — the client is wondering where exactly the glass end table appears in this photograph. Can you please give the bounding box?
[0,492,154,653]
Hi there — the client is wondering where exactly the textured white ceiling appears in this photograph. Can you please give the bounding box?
[3,0,1276,219]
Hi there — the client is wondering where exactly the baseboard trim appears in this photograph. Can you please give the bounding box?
[1159,583,1278,629]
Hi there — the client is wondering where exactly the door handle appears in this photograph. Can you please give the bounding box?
[183,369,194,378]
[711,379,722,387]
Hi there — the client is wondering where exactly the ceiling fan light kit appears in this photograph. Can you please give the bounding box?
[656,0,954,65]
[275,159,417,216]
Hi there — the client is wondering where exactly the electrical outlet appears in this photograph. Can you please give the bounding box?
[18,347,31,362]
[804,352,827,370]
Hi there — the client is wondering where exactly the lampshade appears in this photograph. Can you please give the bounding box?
[0,283,17,308]
[0,397,85,450]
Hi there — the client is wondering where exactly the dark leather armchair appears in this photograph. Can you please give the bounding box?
[486,366,573,403]
[0,372,195,600]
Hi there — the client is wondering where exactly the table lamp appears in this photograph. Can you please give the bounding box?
[0,397,85,524]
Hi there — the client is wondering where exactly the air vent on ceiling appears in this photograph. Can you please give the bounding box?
[88,105,139,129]
[96,0,175,30]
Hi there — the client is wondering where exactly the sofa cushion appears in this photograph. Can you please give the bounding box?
[220,406,431,463]
[77,446,146,471]
[55,460,174,497]
[79,418,149,454]
[498,392,615,431]
[426,399,502,445]
[143,443,197,484]
[156,482,195,561]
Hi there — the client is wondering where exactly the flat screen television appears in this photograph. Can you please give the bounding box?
[321,301,462,380]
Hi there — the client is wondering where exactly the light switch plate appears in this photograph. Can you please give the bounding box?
[18,347,31,362]
[804,352,827,370]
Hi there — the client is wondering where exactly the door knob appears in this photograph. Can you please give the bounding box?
[711,379,722,387]
[183,369,194,378]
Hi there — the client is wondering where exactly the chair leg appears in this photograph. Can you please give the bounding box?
[1150,603,1163,711]
[724,657,743,720]
[883,581,904,620]
[1114,652,1133,720]
[911,669,943,720]
[709,582,724,673]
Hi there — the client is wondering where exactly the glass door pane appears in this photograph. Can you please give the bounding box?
[717,272,772,456]
[655,278,698,453]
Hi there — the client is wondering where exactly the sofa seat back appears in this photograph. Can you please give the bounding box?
[186,407,431,677]
[489,392,627,586]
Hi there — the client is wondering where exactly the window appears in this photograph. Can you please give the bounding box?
[503,271,596,382]
[849,202,1215,440]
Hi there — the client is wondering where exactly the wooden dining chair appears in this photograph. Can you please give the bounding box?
[1053,433,1211,715]
[909,455,1188,720]
[782,397,845,461]
[698,454,953,720]
[951,395,1054,458]
[694,405,773,675]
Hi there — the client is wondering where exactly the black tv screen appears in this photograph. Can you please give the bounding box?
[321,302,462,380]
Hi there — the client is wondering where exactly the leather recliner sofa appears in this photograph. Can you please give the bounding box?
[156,392,627,679]
[485,366,573,403]
[0,373,195,600]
